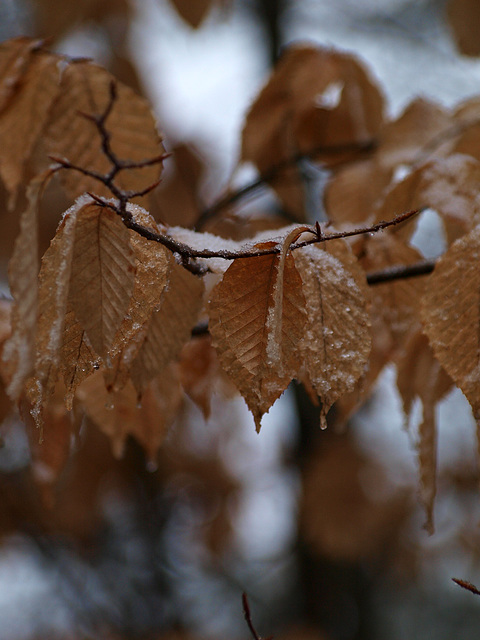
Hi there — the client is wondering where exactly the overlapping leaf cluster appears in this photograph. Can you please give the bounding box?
[1,37,480,528]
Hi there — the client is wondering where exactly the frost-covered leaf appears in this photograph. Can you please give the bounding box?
[77,367,182,461]
[0,48,60,207]
[209,233,306,430]
[295,240,371,428]
[130,261,205,396]
[3,171,52,401]
[421,225,480,420]
[27,197,79,423]
[45,60,164,200]
[69,201,136,359]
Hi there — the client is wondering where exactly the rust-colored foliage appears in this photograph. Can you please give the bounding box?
[0,32,479,541]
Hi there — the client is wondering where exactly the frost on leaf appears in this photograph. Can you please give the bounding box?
[241,45,385,219]
[77,367,182,461]
[69,201,136,359]
[208,236,306,431]
[396,331,452,533]
[0,48,60,207]
[3,172,51,402]
[422,225,480,423]
[295,240,371,428]
[130,260,205,396]
[45,60,164,200]
[27,200,78,423]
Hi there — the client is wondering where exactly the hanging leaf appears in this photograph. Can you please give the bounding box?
[295,240,371,428]
[69,200,136,359]
[396,331,452,533]
[170,0,215,28]
[422,225,480,420]
[130,260,205,395]
[77,367,182,461]
[0,48,60,207]
[3,171,52,401]
[27,196,82,423]
[209,230,307,430]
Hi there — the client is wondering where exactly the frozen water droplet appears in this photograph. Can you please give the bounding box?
[319,411,328,430]
[104,400,114,411]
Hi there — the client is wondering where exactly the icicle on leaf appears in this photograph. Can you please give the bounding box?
[295,240,371,428]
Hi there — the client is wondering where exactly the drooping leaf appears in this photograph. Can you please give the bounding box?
[209,232,306,430]
[295,240,371,428]
[77,367,182,461]
[396,331,452,533]
[179,335,229,419]
[130,260,205,396]
[421,225,480,420]
[69,201,136,359]
[27,196,80,423]
[0,48,60,207]
[3,171,52,401]
[45,60,164,200]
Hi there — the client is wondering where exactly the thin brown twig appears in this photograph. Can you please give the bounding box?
[366,258,436,285]
[242,593,272,640]
[195,138,376,229]
[452,578,480,596]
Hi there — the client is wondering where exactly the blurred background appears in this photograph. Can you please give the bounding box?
[1,1,480,639]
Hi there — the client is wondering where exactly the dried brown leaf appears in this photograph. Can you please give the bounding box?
[69,200,136,359]
[77,368,182,460]
[375,154,480,244]
[61,305,98,410]
[362,234,425,347]
[295,240,371,427]
[179,335,226,419]
[0,49,60,207]
[209,232,307,430]
[396,331,452,532]
[130,261,205,396]
[27,197,80,423]
[151,143,205,227]
[0,37,43,114]
[447,0,480,56]
[242,45,385,219]
[3,171,52,401]
[45,60,164,200]
[170,0,215,28]
[421,225,480,420]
